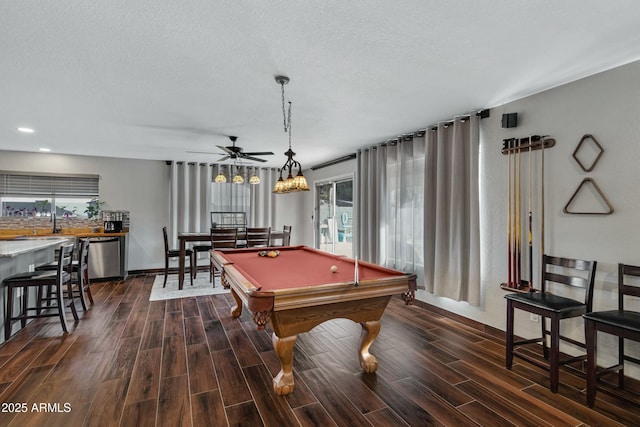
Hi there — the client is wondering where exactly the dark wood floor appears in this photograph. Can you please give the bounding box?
[0,274,639,427]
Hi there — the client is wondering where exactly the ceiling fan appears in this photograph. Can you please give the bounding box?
[187,136,274,163]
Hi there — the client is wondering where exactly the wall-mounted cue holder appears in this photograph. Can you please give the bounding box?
[501,135,555,155]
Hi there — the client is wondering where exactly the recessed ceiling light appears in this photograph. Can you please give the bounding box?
[38,148,51,152]
[17,127,35,133]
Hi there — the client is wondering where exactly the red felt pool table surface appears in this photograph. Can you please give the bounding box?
[215,246,405,291]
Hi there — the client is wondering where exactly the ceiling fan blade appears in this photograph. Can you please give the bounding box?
[243,151,274,156]
[186,150,226,155]
[217,155,231,162]
[242,156,268,163]
[217,145,233,154]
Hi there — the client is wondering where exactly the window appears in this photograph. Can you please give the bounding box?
[0,172,99,218]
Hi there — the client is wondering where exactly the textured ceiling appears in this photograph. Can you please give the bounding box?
[2,1,640,168]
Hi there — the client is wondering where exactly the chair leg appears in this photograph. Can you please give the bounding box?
[618,336,625,390]
[542,319,549,360]
[5,285,14,341]
[84,269,93,304]
[55,284,69,333]
[505,300,514,369]
[549,316,560,393]
[163,256,169,288]
[66,283,79,322]
[77,279,88,311]
[585,319,598,407]
[189,254,194,286]
[84,283,94,305]
[20,287,29,329]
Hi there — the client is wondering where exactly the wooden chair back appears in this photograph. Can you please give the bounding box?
[211,228,238,249]
[542,255,597,311]
[283,225,292,246]
[619,263,640,310]
[246,227,271,247]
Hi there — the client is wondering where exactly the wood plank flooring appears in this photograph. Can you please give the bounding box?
[0,274,638,426]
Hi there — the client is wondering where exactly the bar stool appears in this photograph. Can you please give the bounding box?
[505,255,597,393]
[4,243,78,340]
[584,263,640,407]
[36,238,92,309]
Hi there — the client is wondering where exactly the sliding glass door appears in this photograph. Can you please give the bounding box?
[315,178,353,256]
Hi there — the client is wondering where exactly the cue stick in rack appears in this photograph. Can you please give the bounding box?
[512,139,518,287]
[540,135,545,288]
[516,139,522,287]
[528,136,533,289]
[507,139,513,287]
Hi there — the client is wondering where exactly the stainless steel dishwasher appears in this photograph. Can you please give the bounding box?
[88,236,122,280]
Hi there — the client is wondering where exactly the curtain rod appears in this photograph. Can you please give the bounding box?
[310,154,357,171]
[360,109,489,148]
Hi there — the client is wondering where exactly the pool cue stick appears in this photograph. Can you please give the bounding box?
[516,138,522,287]
[507,139,512,287]
[540,136,545,273]
[511,138,518,288]
[528,136,533,289]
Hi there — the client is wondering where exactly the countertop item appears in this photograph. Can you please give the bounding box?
[0,237,70,258]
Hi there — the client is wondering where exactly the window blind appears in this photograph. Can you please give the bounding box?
[0,172,99,196]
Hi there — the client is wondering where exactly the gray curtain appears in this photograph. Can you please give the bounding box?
[356,115,480,304]
[424,116,480,304]
[169,162,212,246]
[356,145,387,264]
[168,163,278,246]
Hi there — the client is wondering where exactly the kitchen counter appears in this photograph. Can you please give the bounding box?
[0,228,128,240]
[0,237,71,258]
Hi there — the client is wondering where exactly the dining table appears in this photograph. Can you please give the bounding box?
[177,229,285,290]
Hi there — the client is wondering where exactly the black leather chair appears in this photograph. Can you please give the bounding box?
[163,226,194,288]
[584,263,640,407]
[505,255,597,393]
[4,243,78,340]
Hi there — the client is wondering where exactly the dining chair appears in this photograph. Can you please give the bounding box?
[584,263,640,407]
[209,227,238,283]
[282,225,292,246]
[192,241,213,279]
[4,243,78,340]
[246,227,271,248]
[505,254,597,393]
[163,226,194,288]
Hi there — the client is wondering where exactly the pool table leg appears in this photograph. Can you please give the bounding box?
[272,333,297,396]
[230,289,243,318]
[359,320,381,373]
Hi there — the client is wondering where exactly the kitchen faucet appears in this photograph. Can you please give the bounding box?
[51,212,60,234]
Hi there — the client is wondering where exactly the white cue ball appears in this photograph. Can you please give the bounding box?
[331,265,338,273]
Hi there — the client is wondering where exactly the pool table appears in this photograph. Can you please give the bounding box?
[210,245,416,396]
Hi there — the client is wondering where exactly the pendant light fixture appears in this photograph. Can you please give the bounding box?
[214,166,227,183]
[249,167,261,185]
[273,75,309,194]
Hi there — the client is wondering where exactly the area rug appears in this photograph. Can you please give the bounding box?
[150,272,230,301]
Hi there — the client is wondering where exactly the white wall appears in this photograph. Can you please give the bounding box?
[0,151,169,271]
[419,60,640,377]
